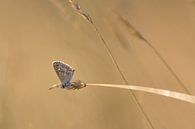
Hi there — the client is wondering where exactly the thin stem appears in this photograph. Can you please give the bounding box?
[87,83,195,104]
[49,83,61,90]
[114,12,190,94]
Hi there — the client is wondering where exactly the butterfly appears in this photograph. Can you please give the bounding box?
[49,61,86,90]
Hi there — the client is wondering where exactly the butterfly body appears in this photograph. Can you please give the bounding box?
[50,61,86,90]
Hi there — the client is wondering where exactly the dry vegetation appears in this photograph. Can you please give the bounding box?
[1,0,195,129]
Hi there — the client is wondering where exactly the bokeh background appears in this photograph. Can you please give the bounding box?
[0,0,195,129]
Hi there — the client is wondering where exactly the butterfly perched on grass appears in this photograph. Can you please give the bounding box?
[49,61,86,90]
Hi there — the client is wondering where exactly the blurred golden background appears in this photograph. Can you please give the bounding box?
[0,0,195,129]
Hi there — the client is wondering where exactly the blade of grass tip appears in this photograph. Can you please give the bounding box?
[49,83,61,90]
[114,12,191,95]
[114,12,148,42]
[68,0,93,24]
[87,83,195,104]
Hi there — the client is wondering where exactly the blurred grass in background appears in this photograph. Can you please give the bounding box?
[0,0,195,129]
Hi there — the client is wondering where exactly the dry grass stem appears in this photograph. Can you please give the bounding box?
[68,0,93,24]
[114,12,191,95]
[88,83,195,104]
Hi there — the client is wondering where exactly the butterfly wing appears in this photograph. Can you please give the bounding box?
[53,61,74,85]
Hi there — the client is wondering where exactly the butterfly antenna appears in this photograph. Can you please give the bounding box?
[49,83,61,90]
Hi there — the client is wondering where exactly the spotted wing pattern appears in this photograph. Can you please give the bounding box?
[53,61,74,86]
